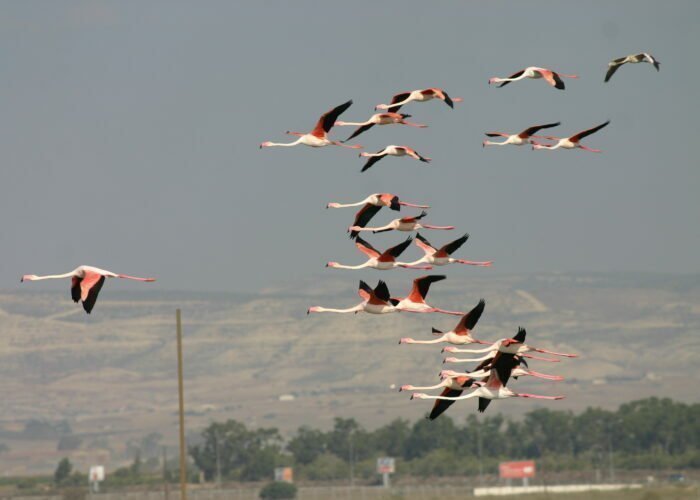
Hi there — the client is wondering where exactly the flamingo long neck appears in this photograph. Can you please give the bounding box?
[445,353,494,363]
[361,151,387,158]
[426,390,479,402]
[265,138,303,147]
[337,120,372,126]
[483,140,508,146]
[25,272,76,281]
[404,336,447,345]
[313,304,363,314]
[404,381,448,391]
[329,200,369,208]
[330,262,370,270]
[403,257,429,267]
[499,74,527,83]
[451,344,497,354]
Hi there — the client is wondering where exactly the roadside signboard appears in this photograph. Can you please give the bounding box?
[376,457,395,474]
[274,467,293,483]
[499,460,536,479]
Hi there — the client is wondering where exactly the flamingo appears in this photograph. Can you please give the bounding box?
[375,88,463,112]
[307,280,396,315]
[422,351,522,418]
[408,233,492,267]
[482,122,561,147]
[532,121,610,152]
[440,365,564,383]
[327,193,429,240]
[605,53,660,82]
[335,113,427,142]
[326,193,429,211]
[359,146,431,172]
[21,265,156,314]
[259,100,362,149]
[412,353,565,414]
[326,236,433,271]
[391,275,464,316]
[443,328,578,358]
[488,67,578,90]
[349,211,454,235]
[399,299,489,345]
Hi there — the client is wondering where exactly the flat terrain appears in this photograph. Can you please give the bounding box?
[0,272,698,475]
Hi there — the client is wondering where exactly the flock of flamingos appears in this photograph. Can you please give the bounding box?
[21,53,660,420]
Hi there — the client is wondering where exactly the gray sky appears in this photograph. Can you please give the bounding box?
[1,1,698,293]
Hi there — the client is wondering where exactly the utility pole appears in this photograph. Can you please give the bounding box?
[215,433,222,487]
[477,419,484,485]
[608,429,615,483]
[349,431,355,487]
[176,309,188,500]
[162,446,170,500]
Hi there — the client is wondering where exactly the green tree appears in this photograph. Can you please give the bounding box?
[54,457,72,484]
[287,426,326,465]
[189,419,283,481]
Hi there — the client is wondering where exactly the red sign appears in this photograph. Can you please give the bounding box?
[499,461,536,479]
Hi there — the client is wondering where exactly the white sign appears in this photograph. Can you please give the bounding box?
[89,466,105,482]
[376,457,395,474]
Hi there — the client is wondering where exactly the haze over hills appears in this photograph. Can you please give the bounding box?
[0,271,698,475]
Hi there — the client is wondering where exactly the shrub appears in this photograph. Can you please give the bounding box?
[259,481,297,499]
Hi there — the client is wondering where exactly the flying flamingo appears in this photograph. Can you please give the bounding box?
[531,121,610,152]
[350,211,454,235]
[326,236,433,271]
[21,265,156,314]
[326,193,429,239]
[307,280,396,315]
[326,193,429,211]
[605,53,660,82]
[375,88,463,112]
[488,67,579,90]
[360,146,431,172]
[443,328,578,358]
[440,366,564,383]
[483,122,561,147]
[399,299,489,346]
[412,354,565,413]
[408,233,492,267]
[421,351,522,418]
[391,275,464,316]
[335,113,427,142]
[259,100,362,150]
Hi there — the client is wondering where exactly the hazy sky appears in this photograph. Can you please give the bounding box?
[1,1,698,293]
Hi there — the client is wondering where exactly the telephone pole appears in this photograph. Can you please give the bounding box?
[176,309,188,500]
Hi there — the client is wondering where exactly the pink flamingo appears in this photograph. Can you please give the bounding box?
[335,113,427,142]
[483,122,561,147]
[326,193,429,211]
[259,100,362,149]
[409,233,492,267]
[360,146,431,172]
[440,367,564,382]
[412,356,564,413]
[532,121,610,152]
[327,194,430,240]
[443,327,578,358]
[489,67,579,89]
[326,236,432,271]
[350,211,454,235]
[21,265,155,314]
[307,280,396,315]
[399,299,489,345]
[375,88,463,112]
[391,275,464,315]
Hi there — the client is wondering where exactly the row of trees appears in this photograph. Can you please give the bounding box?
[188,397,700,481]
